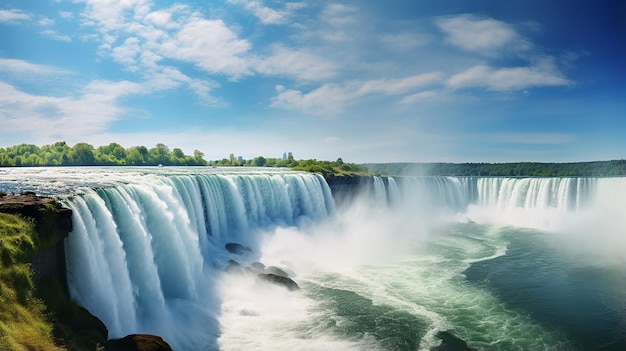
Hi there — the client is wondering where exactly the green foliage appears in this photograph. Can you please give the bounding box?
[365,160,626,177]
[0,213,63,351]
[208,153,370,177]
[0,141,208,167]
[0,214,36,267]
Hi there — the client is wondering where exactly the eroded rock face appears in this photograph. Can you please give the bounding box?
[105,334,174,351]
[257,273,300,291]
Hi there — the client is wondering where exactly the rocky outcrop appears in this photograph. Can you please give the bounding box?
[265,265,289,278]
[257,273,300,291]
[430,331,477,351]
[105,334,174,351]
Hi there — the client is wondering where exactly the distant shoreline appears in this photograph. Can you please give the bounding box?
[363,160,626,177]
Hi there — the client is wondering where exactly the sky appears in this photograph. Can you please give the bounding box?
[0,0,624,163]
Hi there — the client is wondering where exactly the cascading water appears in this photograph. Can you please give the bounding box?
[1,168,624,351]
[62,170,334,350]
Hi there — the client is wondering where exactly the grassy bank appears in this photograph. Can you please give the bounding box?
[0,212,62,351]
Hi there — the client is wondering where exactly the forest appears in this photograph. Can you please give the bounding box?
[0,142,207,166]
[364,160,626,177]
[2,142,624,177]
[0,142,369,177]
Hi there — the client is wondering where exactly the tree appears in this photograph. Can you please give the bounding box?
[193,150,206,165]
[253,156,266,166]
[71,143,96,165]
[172,148,185,159]
[126,147,147,165]
[149,143,171,165]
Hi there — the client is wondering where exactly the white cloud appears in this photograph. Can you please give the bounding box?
[161,17,251,78]
[321,3,358,27]
[228,0,307,25]
[356,72,443,95]
[111,37,142,66]
[0,58,71,75]
[254,45,338,81]
[436,14,530,55]
[379,32,431,52]
[0,79,144,140]
[447,61,571,91]
[271,72,443,115]
[400,91,438,104]
[271,83,349,116]
[38,17,55,26]
[144,9,174,28]
[0,8,30,23]
[76,1,248,101]
[227,0,290,25]
[41,29,72,42]
[59,11,73,19]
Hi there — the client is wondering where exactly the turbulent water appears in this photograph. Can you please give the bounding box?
[1,167,625,351]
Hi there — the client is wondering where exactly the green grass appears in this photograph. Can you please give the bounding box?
[0,212,64,351]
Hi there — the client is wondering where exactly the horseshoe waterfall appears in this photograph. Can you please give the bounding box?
[1,168,624,351]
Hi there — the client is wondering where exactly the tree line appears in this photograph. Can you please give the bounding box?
[209,153,370,177]
[364,160,626,177]
[0,142,207,166]
[8,141,621,177]
[0,142,370,177]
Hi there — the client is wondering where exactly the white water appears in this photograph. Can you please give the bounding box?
[56,169,334,350]
[1,169,624,350]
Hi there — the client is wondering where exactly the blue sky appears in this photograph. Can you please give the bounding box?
[0,0,624,163]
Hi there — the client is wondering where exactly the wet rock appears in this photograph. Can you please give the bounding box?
[265,266,289,278]
[257,273,300,291]
[105,334,173,351]
[225,242,252,255]
[250,261,265,272]
[431,331,477,351]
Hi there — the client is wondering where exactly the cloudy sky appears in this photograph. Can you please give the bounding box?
[0,0,624,163]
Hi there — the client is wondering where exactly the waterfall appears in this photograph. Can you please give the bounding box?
[474,177,595,211]
[380,176,471,212]
[60,170,625,349]
[371,176,613,213]
[64,172,334,349]
[372,176,388,204]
